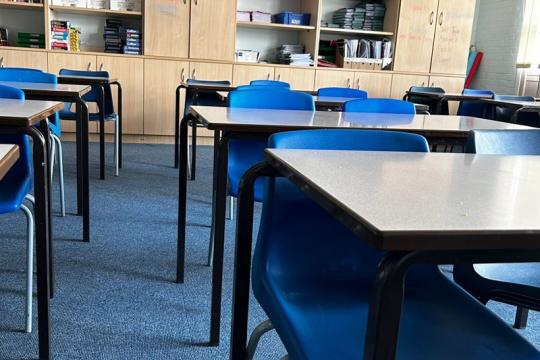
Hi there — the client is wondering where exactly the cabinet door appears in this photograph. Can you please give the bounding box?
[390,74,430,99]
[47,53,98,133]
[315,70,355,89]
[144,59,189,136]
[430,0,476,75]
[0,49,47,70]
[97,56,144,135]
[393,0,439,73]
[145,0,190,58]
[275,67,315,91]
[232,65,275,86]
[189,61,233,82]
[190,0,236,61]
[355,72,393,98]
[429,75,465,114]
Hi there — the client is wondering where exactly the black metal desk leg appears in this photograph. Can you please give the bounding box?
[364,252,411,360]
[76,100,90,242]
[40,122,54,299]
[206,130,221,267]
[113,81,123,169]
[177,115,189,284]
[75,113,83,216]
[98,85,106,180]
[191,122,197,181]
[174,85,181,169]
[27,126,51,360]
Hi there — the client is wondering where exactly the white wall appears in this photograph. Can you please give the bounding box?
[470,0,526,94]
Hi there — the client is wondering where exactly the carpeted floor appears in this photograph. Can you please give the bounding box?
[0,143,538,359]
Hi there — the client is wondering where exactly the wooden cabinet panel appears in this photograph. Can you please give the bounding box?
[393,0,439,73]
[189,0,235,61]
[145,0,190,58]
[355,72,392,98]
[390,74,430,99]
[144,59,189,136]
[430,0,476,75]
[0,49,48,71]
[274,67,315,91]
[47,52,98,133]
[97,55,144,135]
[429,75,465,114]
[315,70,355,89]
[189,61,233,82]
[232,65,274,86]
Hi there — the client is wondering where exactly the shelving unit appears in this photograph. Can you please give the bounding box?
[49,5,142,17]
[320,27,393,36]
[0,1,44,9]
[237,21,315,31]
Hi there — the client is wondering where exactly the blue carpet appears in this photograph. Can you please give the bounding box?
[0,143,538,359]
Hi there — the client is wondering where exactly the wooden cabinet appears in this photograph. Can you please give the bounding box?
[189,0,236,61]
[144,0,190,58]
[0,49,47,71]
[390,74,430,99]
[274,67,315,91]
[47,52,98,133]
[189,61,233,82]
[429,75,465,114]
[97,55,144,135]
[430,0,476,75]
[354,72,392,98]
[315,69,355,89]
[393,0,439,73]
[232,64,274,86]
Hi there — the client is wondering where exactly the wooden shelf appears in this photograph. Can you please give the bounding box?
[237,21,315,31]
[320,27,394,36]
[49,5,142,17]
[0,1,43,10]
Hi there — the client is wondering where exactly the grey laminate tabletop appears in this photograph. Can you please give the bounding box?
[481,98,540,110]
[0,99,64,127]
[265,149,540,251]
[0,81,91,97]
[190,106,531,136]
[57,75,117,85]
[405,91,493,101]
[0,144,19,181]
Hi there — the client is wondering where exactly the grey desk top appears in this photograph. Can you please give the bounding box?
[0,99,64,127]
[481,98,540,110]
[265,149,540,251]
[0,144,18,181]
[0,81,91,97]
[57,75,117,85]
[190,106,531,136]
[406,91,493,101]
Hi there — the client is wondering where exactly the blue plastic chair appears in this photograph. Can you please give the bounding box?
[250,80,290,88]
[59,69,121,177]
[404,86,449,115]
[0,68,65,216]
[457,89,494,118]
[235,85,291,92]
[0,84,35,333]
[317,87,368,99]
[246,129,540,360]
[454,129,540,329]
[493,95,540,127]
[344,98,416,114]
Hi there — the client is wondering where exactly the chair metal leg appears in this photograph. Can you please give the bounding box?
[52,135,65,217]
[514,306,529,329]
[20,204,34,334]
[114,117,120,177]
[247,320,274,360]
[227,196,234,221]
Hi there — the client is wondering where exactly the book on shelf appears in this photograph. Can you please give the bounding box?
[0,28,8,47]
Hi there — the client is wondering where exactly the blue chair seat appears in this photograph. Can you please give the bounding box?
[475,263,540,288]
[0,170,32,214]
[59,110,117,122]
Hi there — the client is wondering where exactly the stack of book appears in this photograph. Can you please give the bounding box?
[363,1,386,31]
[351,7,366,29]
[50,20,70,51]
[277,44,313,67]
[123,28,141,55]
[0,28,8,47]
[332,8,354,29]
[17,32,45,49]
[103,19,123,54]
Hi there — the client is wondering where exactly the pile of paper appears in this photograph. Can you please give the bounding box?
[50,20,70,51]
[277,44,313,67]
[104,19,123,54]
[332,8,354,29]
[363,2,386,31]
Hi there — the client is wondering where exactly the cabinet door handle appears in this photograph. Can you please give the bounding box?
[429,11,435,25]
[276,74,281,81]
[438,12,444,26]
[99,63,104,71]
[347,78,351,88]
[87,62,92,71]
[192,69,196,79]
[181,68,186,82]
[267,73,271,80]
[183,0,186,3]
[431,82,435,87]
[194,0,197,5]
[356,78,360,89]
[421,81,425,87]
[0,57,4,68]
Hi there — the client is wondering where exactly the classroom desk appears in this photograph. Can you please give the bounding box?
[0,99,64,360]
[404,91,493,114]
[0,144,18,181]
[58,75,123,180]
[178,106,532,345]
[0,81,92,242]
[481,98,540,123]
[230,149,540,359]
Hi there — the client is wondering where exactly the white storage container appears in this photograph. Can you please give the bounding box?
[87,0,108,9]
[110,0,140,12]
[63,0,87,7]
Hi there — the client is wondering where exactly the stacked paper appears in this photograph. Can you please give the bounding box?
[363,1,386,31]
[50,20,70,51]
[252,11,271,23]
[104,19,123,53]
[17,32,45,49]
[332,8,354,29]
[123,28,141,55]
[277,44,313,67]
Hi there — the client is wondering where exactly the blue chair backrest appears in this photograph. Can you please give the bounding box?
[0,68,61,135]
[457,89,494,118]
[344,98,416,114]
[184,79,231,117]
[1,67,43,72]
[0,85,32,182]
[59,69,115,115]
[466,130,540,155]
[493,95,539,127]
[252,129,430,322]
[407,86,448,115]
[250,80,290,88]
[235,85,291,92]
[317,87,368,99]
